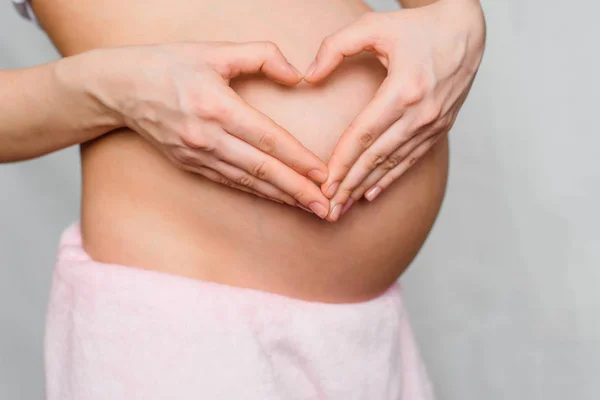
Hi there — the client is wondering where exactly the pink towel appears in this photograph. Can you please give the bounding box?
[45,223,435,400]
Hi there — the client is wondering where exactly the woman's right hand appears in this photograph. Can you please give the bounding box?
[81,41,330,218]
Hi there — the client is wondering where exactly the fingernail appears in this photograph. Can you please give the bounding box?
[329,204,342,222]
[305,61,317,78]
[308,169,328,184]
[325,181,340,198]
[365,186,382,202]
[341,198,354,215]
[308,202,328,219]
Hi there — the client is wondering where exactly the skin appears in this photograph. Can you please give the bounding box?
[0,42,331,215]
[1,0,483,302]
[2,0,483,221]
[307,0,487,221]
[0,59,119,162]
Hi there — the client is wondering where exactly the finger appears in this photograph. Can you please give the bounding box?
[215,41,303,85]
[364,133,441,202]
[321,76,418,198]
[182,149,313,212]
[182,163,284,204]
[219,91,329,183]
[304,13,381,83]
[326,115,421,220]
[343,107,452,208]
[208,161,299,206]
[187,163,314,213]
[214,132,331,219]
[350,127,437,202]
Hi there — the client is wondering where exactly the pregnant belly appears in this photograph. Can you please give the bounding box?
[34,0,449,302]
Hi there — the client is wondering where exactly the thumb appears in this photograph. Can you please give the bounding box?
[215,41,303,85]
[304,13,381,83]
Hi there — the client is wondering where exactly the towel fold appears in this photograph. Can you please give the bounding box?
[45,222,434,400]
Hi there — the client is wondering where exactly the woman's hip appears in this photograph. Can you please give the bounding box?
[45,222,435,400]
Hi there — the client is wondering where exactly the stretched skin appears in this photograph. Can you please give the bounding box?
[33,0,449,303]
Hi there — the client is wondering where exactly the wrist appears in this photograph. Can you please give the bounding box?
[53,51,124,132]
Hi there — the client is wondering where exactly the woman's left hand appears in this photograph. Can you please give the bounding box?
[304,0,486,221]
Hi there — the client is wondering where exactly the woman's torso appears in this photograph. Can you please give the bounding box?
[34,0,448,303]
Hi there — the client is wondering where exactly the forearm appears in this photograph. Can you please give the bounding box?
[0,52,120,163]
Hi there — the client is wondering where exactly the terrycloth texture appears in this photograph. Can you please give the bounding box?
[45,223,435,400]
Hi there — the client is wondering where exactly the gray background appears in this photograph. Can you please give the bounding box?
[1,0,598,398]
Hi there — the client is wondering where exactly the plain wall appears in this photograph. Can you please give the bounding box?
[1,0,598,398]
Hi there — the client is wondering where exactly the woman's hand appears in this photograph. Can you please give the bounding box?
[84,41,330,218]
[304,0,486,221]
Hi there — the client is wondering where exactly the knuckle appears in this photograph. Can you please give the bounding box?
[195,95,231,122]
[399,81,426,106]
[195,99,217,120]
[341,161,353,176]
[415,70,434,92]
[408,155,419,166]
[421,103,442,126]
[321,35,337,52]
[261,41,280,56]
[368,153,387,169]
[180,125,214,151]
[137,106,159,124]
[222,179,237,188]
[172,147,196,166]
[179,164,194,174]
[358,129,377,148]
[257,133,277,154]
[339,186,354,198]
[213,172,233,187]
[398,88,423,107]
[439,113,455,131]
[384,154,402,170]
[180,129,203,148]
[237,173,255,188]
[216,100,233,121]
[291,190,309,202]
[251,160,270,180]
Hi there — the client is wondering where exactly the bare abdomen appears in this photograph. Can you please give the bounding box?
[34,0,449,303]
